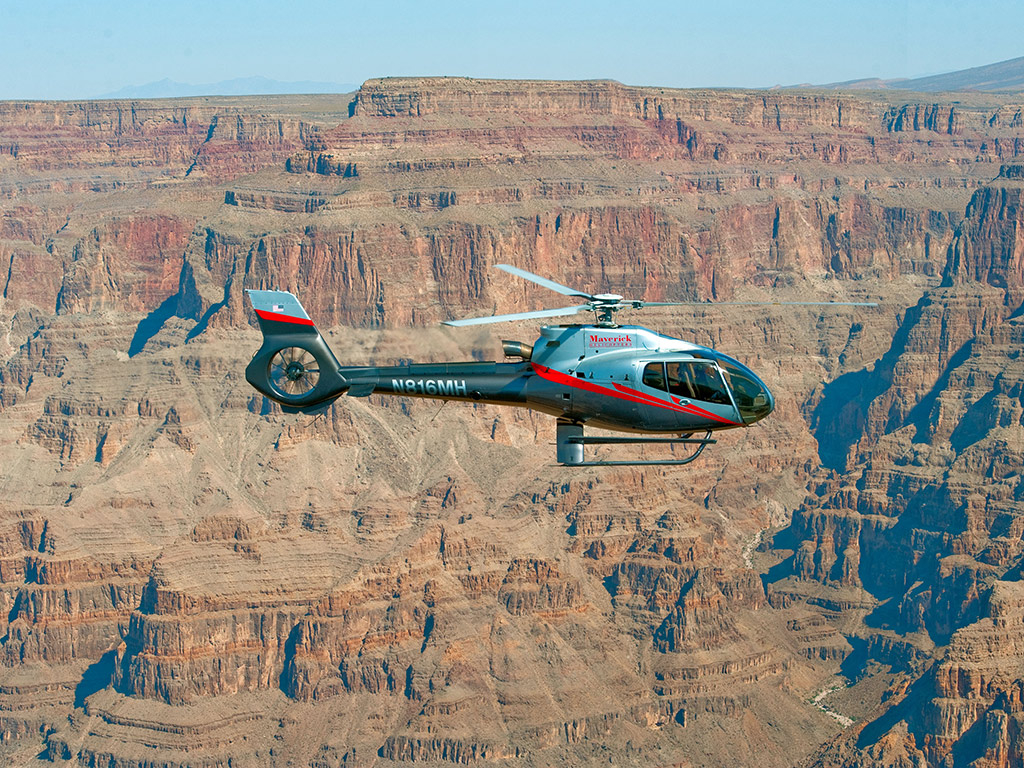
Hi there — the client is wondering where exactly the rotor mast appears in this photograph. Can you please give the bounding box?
[590,294,625,326]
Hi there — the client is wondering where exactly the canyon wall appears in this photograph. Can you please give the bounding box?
[0,79,1022,767]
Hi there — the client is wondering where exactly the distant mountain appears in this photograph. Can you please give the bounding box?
[97,76,358,99]
[798,55,1024,93]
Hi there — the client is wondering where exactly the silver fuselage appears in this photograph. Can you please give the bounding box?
[326,324,774,434]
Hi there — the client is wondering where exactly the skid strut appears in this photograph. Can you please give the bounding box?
[556,420,715,467]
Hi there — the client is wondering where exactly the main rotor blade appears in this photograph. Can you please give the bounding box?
[442,305,590,327]
[630,301,694,307]
[495,264,593,300]
[666,300,879,307]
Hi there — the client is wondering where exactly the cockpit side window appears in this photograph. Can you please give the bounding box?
[643,361,730,404]
[667,361,730,404]
[642,362,666,391]
[665,362,694,398]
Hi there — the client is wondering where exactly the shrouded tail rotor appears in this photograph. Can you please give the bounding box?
[268,346,322,401]
[245,290,346,411]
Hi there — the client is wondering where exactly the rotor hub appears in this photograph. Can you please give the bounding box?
[593,293,623,303]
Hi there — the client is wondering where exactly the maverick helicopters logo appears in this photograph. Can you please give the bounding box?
[587,333,633,349]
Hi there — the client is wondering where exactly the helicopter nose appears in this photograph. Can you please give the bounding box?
[717,356,774,424]
[739,380,773,424]
[762,385,776,420]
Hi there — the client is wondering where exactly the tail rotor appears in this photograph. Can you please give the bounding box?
[268,346,322,401]
[245,290,346,411]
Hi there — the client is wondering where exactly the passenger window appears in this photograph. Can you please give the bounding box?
[642,362,666,391]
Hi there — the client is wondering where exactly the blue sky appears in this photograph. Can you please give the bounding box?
[2,0,1022,99]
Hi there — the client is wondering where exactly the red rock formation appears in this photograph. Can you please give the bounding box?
[779,166,1024,766]
[811,581,1024,767]
[1,79,1023,767]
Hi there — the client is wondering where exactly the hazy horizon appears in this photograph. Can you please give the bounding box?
[2,0,1023,100]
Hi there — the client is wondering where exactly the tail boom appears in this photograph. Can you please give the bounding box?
[245,290,537,415]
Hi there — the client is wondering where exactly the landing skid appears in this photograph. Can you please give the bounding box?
[555,421,715,466]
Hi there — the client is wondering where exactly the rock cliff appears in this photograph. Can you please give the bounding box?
[0,78,1022,766]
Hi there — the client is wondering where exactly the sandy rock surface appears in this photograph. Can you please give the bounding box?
[1,78,1023,767]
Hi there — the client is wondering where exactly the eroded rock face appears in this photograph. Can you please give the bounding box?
[777,167,1024,767]
[0,79,1022,766]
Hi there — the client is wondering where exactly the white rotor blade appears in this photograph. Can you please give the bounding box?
[443,305,590,327]
[630,301,695,307]
[668,300,879,307]
[495,264,593,299]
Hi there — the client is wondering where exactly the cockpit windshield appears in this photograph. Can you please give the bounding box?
[716,356,773,424]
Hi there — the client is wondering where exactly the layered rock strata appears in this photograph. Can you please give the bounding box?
[782,165,1024,766]
[0,78,1022,766]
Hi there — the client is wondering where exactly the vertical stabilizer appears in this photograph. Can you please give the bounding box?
[244,290,346,410]
[248,290,316,334]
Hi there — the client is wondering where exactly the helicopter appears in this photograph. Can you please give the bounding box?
[244,265,876,466]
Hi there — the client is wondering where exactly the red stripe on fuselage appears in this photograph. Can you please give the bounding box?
[613,382,677,409]
[254,308,315,326]
[531,363,649,405]
[531,364,739,426]
[611,382,739,426]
